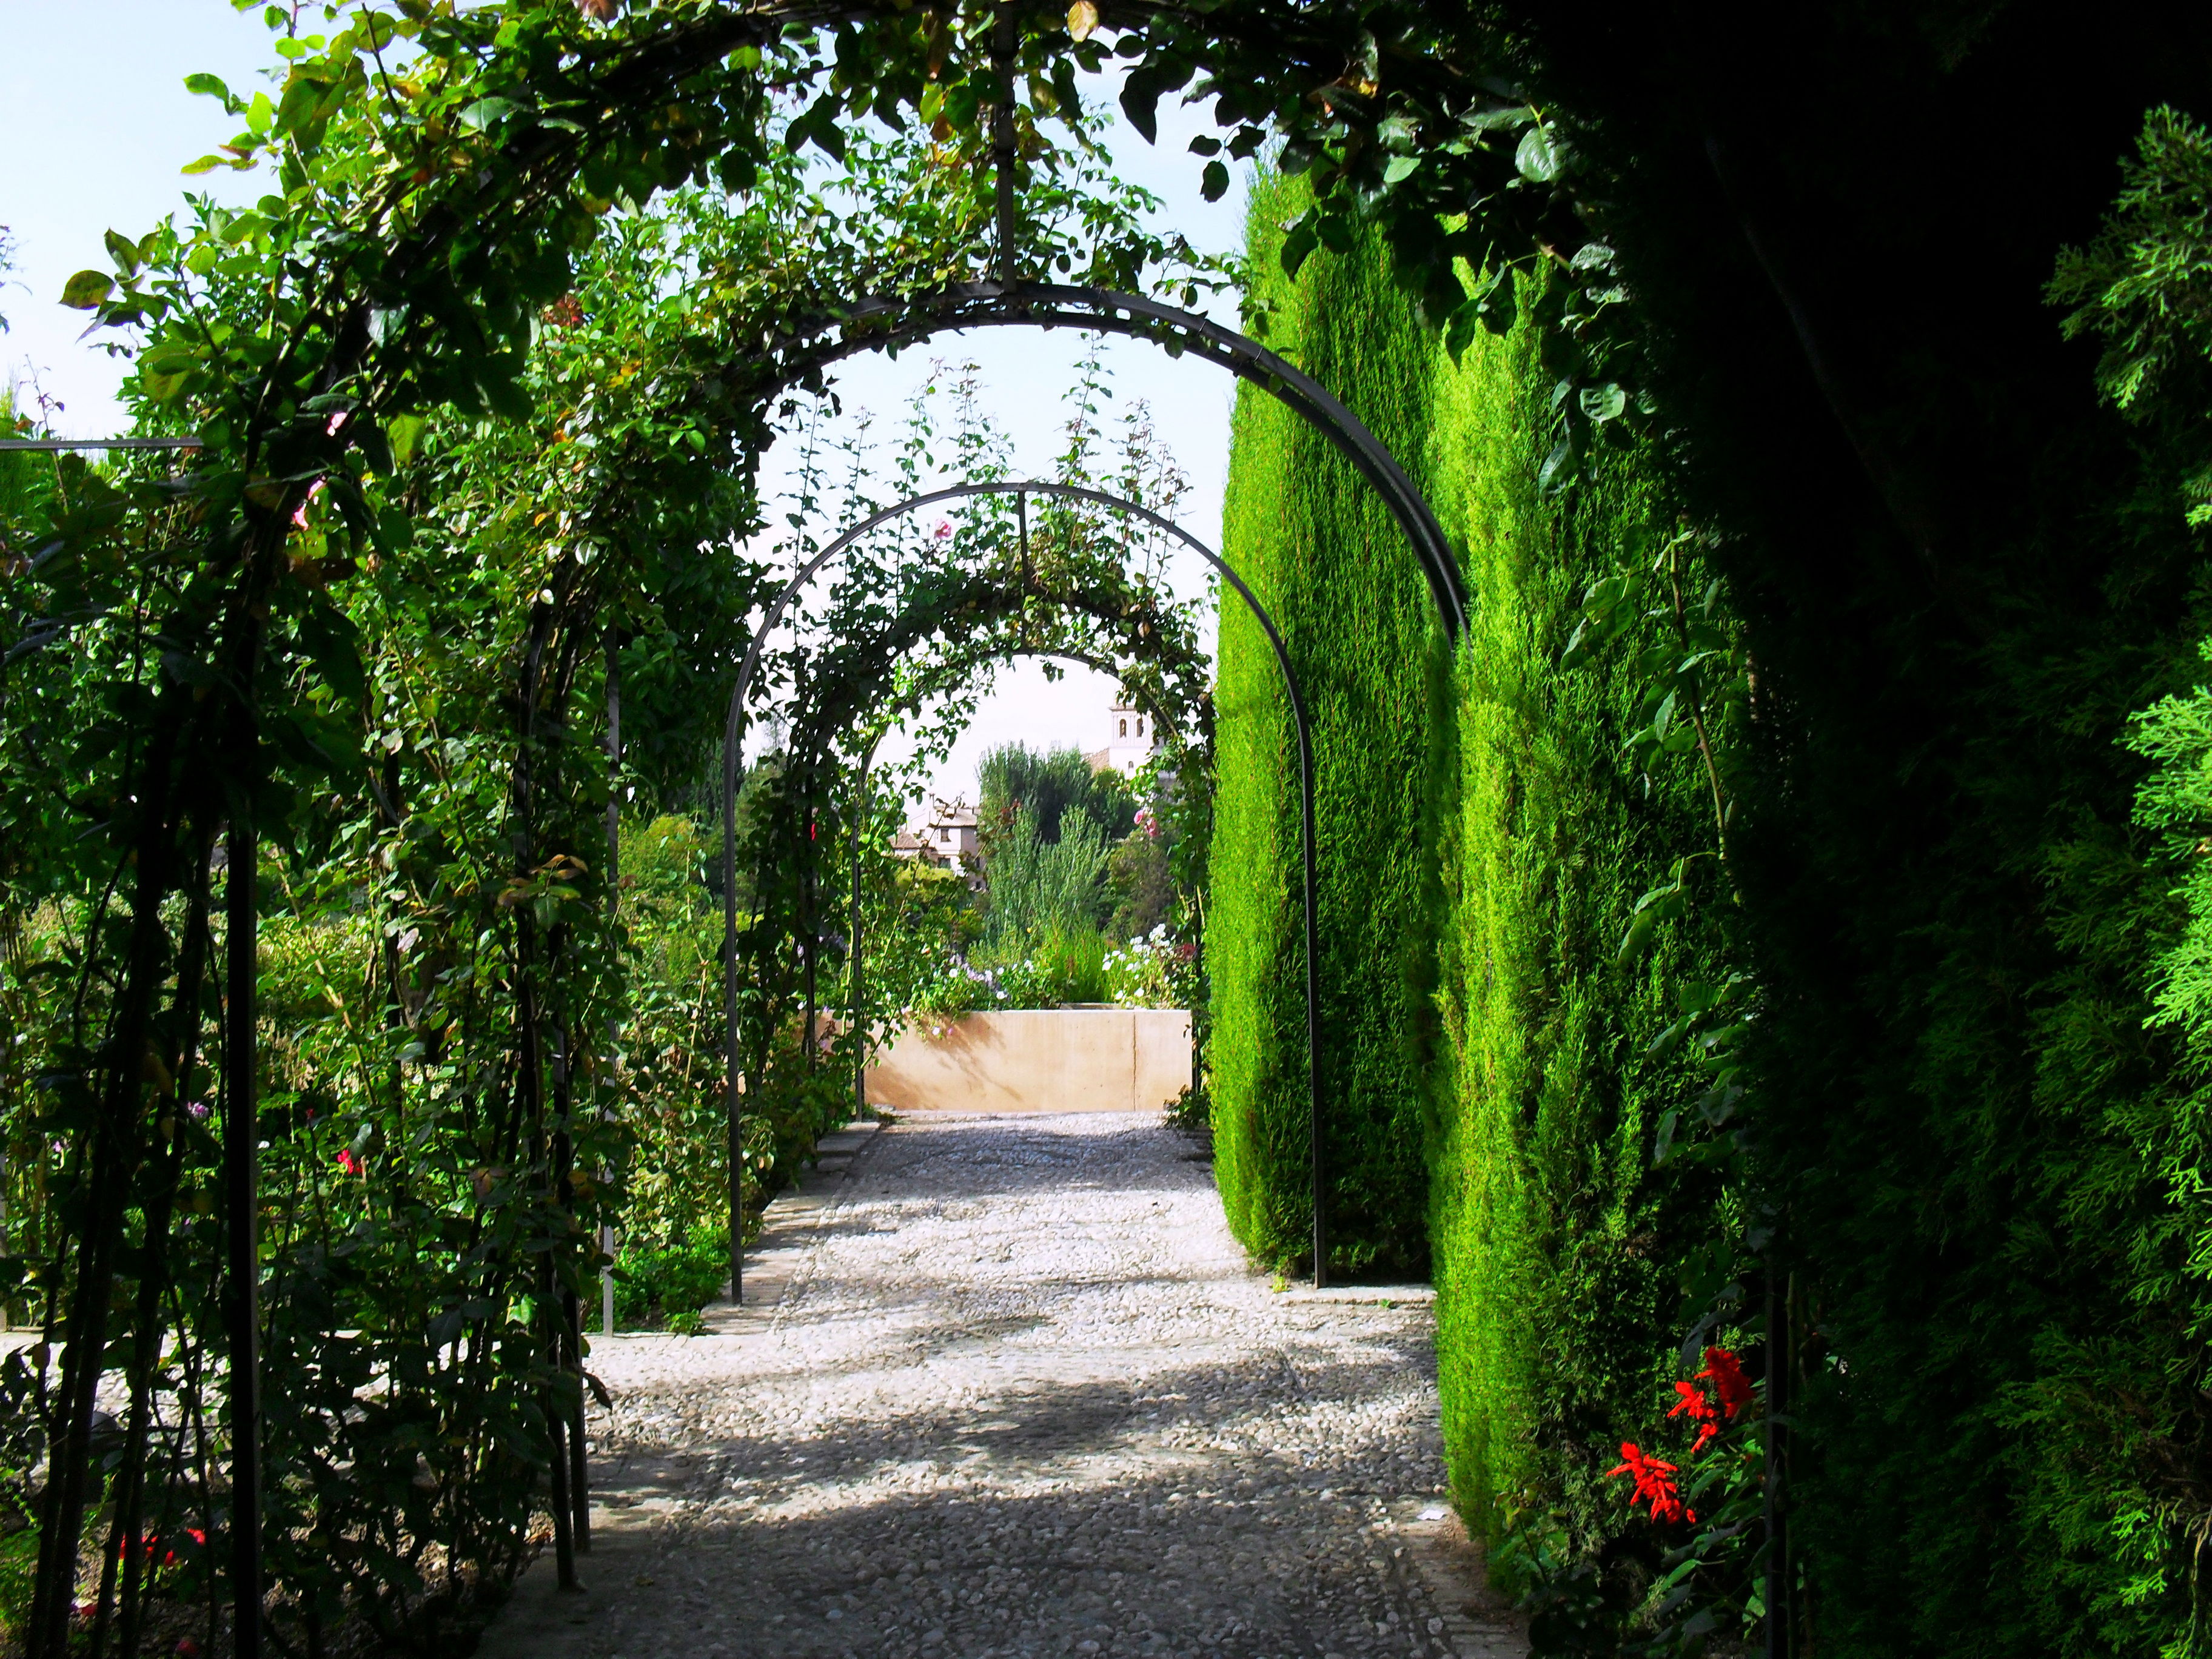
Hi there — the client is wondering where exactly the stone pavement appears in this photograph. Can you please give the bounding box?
[475,1111,1525,1659]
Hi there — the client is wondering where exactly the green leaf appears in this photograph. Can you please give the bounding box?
[460,97,522,133]
[1515,126,1562,183]
[385,414,426,468]
[1537,437,1574,494]
[353,419,395,477]
[295,598,366,702]
[1580,382,1627,423]
[181,155,226,176]
[183,72,236,112]
[1314,213,1356,255]
[1384,153,1420,185]
[1618,905,1663,964]
[1279,218,1319,280]
[61,270,114,310]
[103,230,141,276]
[1119,72,1162,145]
[1444,296,1483,367]
[1200,161,1228,202]
[1465,104,1532,133]
[138,344,200,404]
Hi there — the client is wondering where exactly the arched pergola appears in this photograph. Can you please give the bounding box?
[29,15,1478,1643]
[720,481,1326,1290]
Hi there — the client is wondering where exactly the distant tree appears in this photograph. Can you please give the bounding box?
[976,742,1135,849]
[982,802,1111,945]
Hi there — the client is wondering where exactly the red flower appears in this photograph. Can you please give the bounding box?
[116,1526,204,1569]
[1606,1442,1696,1525]
[1698,1347,1757,1420]
[1667,1379,1721,1454]
[336,1148,363,1177]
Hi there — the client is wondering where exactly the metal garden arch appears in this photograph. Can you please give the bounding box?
[699,255,1468,1307]
[720,480,1326,1281]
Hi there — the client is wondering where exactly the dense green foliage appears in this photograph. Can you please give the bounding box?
[1210,170,1446,1279]
[15,0,2212,1653]
[978,742,1137,849]
[1215,191,1752,1631]
[1425,280,1734,1557]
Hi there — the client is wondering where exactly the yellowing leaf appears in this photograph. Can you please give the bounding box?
[1067,1,1099,42]
[61,270,113,310]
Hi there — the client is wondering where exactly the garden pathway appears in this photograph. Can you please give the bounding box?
[477,1111,1524,1659]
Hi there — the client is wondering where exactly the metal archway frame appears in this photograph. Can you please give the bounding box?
[723,481,1328,1290]
[754,280,1468,643]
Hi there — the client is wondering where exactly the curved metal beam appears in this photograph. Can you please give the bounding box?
[768,281,1467,642]
[723,481,1331,1290]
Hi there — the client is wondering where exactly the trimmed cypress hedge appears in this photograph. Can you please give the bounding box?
[1216,101,2212,1651]
[1210,167,1449,1279]
[1215,179,1741,1577]
[1424,284,1734,1553]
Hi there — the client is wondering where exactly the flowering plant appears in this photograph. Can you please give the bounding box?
[1614,1347,1770,1657]
[1509,1346,1771,1658]
[1101,923,1200,1009]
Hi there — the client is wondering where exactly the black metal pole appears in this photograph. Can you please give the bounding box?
[602,630,620,1338]
[795,655,819,1086]
[852,749,870,1121]
[222,816,262,1658]
[1296,693,1322,1288]
[722,710,745,1305]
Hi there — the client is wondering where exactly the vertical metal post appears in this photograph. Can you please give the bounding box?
[851,751,870,1121]
[222,817,263,1659]
[799,658,818,1078]
[601,1228,615,1338]
[1297,708,1322,1289]
[602,632,620,1336]
[723,723,745,1305]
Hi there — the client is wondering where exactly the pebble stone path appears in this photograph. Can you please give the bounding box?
[480,1111,1524,1659]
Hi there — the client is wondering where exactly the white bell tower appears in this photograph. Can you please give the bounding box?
[1105,703,1153,775]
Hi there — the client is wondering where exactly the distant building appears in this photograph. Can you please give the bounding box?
[894,797,985,891]
[1086,703,1155,776]
[890,828,940,865]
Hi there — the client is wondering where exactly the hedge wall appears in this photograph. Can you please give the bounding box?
[1213,181,1734,1552]
[1425,291,1735,1552]
[1216,79,2212,1654]
[1209,167,1448,1279]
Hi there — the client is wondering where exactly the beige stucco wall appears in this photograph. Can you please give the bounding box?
[865,1007,1192,1114]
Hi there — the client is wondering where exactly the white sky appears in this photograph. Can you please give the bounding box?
[0,4,1248,826]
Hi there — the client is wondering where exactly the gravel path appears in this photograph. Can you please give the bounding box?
[497,1111,1521,1659]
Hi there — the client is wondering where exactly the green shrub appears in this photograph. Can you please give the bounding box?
[612,1221,728,1329]
[1212,180,1739,1598]
[985,803,1111,947]
[1423,279,1737,1566]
